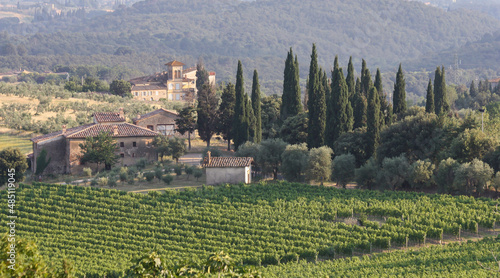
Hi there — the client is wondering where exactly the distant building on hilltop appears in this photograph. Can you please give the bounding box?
[129,60,215,102]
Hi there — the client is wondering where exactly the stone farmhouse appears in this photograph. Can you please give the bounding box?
[129,60,215,102]
[30,108,183,175]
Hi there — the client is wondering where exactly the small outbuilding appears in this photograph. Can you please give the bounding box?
[202,152,253,185]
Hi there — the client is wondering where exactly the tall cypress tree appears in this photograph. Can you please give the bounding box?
[281,48,302,121]
[346,56,355,101]
[325,57,339,147]
[307,44,326,148]
[329,67,353,147]
[374,68,387,127]
[233,60,249,150]
[366,86,381,159]
[425,79,434,114]
[217,82,236,151]
[353,77,367,129]
[197,84,218,147]
[434,66,449,115]
[251,69,262,143]
[362,68,373,98]
[392,64,406,115]
[360,59,368,96]
[469,80,478,98]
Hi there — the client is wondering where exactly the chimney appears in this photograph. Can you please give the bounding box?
[113,125,118,136]
[207,151,211,165]
[62,125,66,134]
[119,107,124,119]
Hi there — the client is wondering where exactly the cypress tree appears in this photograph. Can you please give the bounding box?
[281,49,293,120]
[374,68,387,127]
[346,56,355,101]
[197,84,218,147]
[307,44,326,148]
[281,48,302,121]
[217,82,236,151]
[360,59,368,96]
[366,86,381,159]
[425,79,434,114]
[329,67,353,147]
[434,66,449,115]
[469,80,478,98]
[362,68,373,99]
[353,77,367,129]
[251,69,262,143]
[233,60,249,150]
[325,57,339,147]
[392,64,407,115]
[246,96,256,143]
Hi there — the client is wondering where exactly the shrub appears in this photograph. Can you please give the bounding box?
[119,172,128,183]
[162,174,174,185]
[155,168,163,180]
[136,158,148,170]
[64,177,73,185]
[185,166,194,180]
[83,167,92,177]
[98,177,108,186]
[108,177,117,187]
[174,165,183,176]
[90,179,98,186]
[194,169,203,181]
[144,172,155,182]
[355,158,378,190]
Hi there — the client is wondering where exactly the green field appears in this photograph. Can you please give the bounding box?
[2,182,499,276]
[0,133,32,154]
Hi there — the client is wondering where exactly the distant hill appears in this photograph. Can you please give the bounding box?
[1,0,499,94]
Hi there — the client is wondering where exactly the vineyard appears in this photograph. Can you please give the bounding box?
[263,237,500,277]
[1,182,499,276]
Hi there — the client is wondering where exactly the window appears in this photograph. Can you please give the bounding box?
[156,91,158,95]
[169,83,173,90]
[132,142,137,147]
[175,83,180,90]
[151,97,153,101]
[157,124,175,136]
[120,142,124,147]
[120,153,124,158]
[175,94,180,100]
[147,125,154,131]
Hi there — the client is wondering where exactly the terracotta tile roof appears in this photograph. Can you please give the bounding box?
[66,123,159,139]
[133,108,179,123]
[203,157,253,168]
[209,72,216,76]
[183,67,196,73]
[489,77,500,83]
[165,60,185,66]
[93,112,125,123]
[31,123,95,143]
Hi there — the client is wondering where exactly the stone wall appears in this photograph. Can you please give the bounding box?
[33,136,67,175]
[68,137,157,174]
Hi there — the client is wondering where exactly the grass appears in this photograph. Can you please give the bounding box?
[0,132,32,154]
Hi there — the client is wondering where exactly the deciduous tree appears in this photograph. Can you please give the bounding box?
[175,106,197,150]
[79,131,119,173]
[0,148,28,185]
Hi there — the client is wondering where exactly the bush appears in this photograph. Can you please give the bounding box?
[355,158,378,190]
[98,177,108,186]
[202,147,222,160]
[127,178,135,185]
[174,165,183,176]
[64,177,73,185]
[185,166,194,180]
[136,158,148,170]
[119,172,128,183]
[194,169,203,181]
[90,179,98,186]
[162,174,174,185]
[144,172,155,182]
[108,177,117,187]
[83,167,92,177]
[155,168,163,180]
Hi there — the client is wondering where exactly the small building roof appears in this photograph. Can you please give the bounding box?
[488,77,500,83]
[203,157,253,168]
[165,60,185,66]
[93,112,125,123]
[133,108,179,123]
[131,84,167,91]
[66,123,159,139]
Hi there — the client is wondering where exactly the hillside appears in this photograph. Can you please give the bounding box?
[0,0,499,94]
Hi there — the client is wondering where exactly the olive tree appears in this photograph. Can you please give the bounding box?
[332,153,356,189]
[306,146,333,185]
